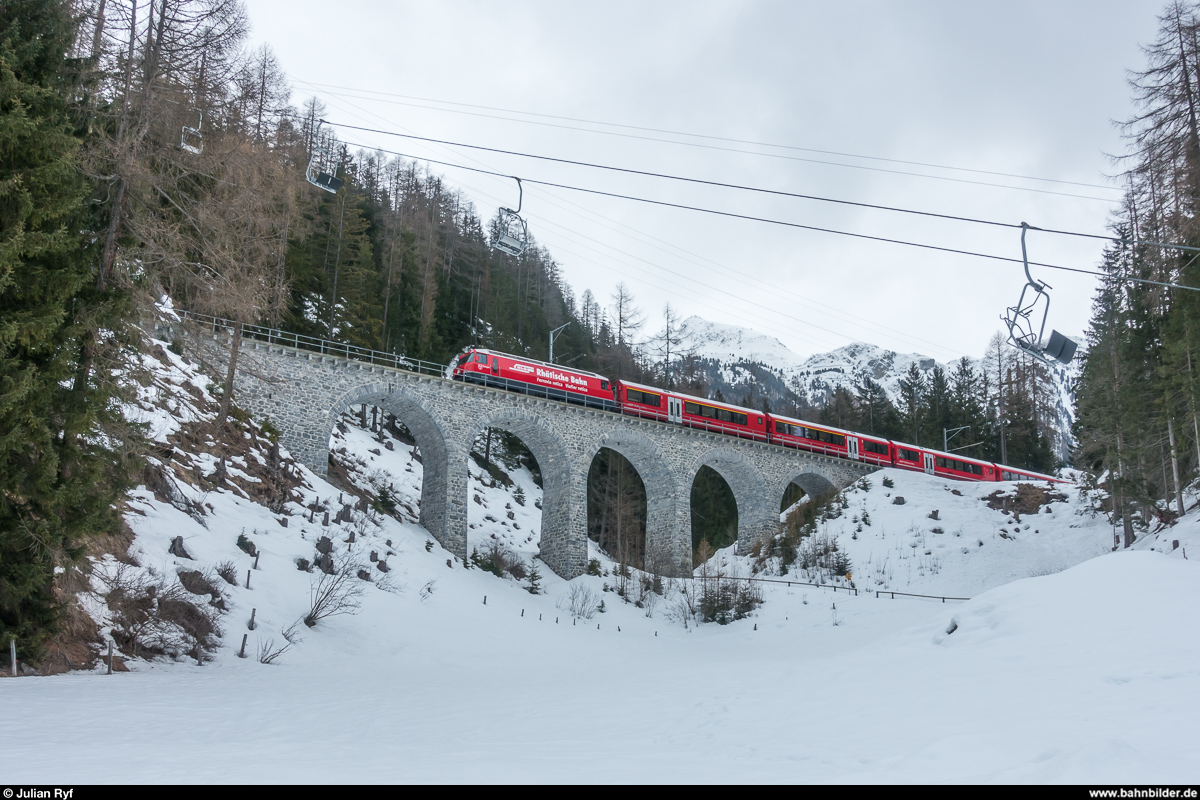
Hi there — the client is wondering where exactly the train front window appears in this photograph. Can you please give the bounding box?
[457,354,471,366]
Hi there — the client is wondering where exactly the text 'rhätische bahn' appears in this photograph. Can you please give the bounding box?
[452,348,1061,485]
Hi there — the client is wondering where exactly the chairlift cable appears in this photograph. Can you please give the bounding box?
[310,92,969,356]
[293,80,1121,196]
[324,120,1200,253]
[336,137,1200,294]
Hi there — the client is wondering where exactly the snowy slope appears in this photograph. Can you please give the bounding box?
[3,329,1196,783]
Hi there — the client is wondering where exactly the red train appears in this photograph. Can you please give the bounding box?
[451,347,1062,484]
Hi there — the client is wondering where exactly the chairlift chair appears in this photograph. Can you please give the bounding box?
[305,122,344,194]
[180,110,203,155]
[493,177,529,257]
[1002,223,1079,365]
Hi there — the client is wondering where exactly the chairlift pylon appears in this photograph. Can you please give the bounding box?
[1002,222,1079,365]
[180,109,203,155]
[305,121,344,194]
[493,177,529,257]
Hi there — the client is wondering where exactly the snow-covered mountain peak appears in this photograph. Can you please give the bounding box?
[679,315,806,369]
[679,315,942,402]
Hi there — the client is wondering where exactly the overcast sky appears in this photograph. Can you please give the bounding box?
[245,0,1165,363]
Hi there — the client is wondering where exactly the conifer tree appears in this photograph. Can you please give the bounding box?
[0,0,134,657]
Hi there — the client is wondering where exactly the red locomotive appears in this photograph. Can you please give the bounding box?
[453,349,618,411]
[450,347,1063,484]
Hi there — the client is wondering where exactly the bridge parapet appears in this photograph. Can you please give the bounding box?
[157,315,873,579]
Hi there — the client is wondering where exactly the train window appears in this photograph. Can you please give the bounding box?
[478,354,488,365]
[757,417,763,424]
[898,448,919,462]
[601,380,609,391]
[702,405,715,419]
[627,389,661,407]
[684,402,701,415]
[457,354,471,366]
[776,421,788,434]
[804,428,845,447]
[717,409,731,422]
[864,440,888,455]
[938,457,983,474]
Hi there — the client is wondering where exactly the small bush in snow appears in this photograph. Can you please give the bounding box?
[304,551,366,627]
[882,476,895,489]
[561,583,600,619]
[586,558,603,577]
[525,563,542,595]
[97,561,222,664]
[258,622,302,665]
[372,488,398,516]
[470,541,525,580]
[514,486,526,506]
[698,578,762,625]
[215,561,238,586]
[236,532,257,556]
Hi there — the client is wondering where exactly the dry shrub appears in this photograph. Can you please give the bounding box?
[177,569,217,596]
[559,583,600,619]
[258,621,303,664]
[305,551,366,627]
[470,540,525,580]
[215,560,238,585]
[97,561,222,663]
[984,484,1069,517]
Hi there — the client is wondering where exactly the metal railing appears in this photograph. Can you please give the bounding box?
[689,574,858,595]
[167,309,451,378]
[160,309,882,464]
[875,589,969,603]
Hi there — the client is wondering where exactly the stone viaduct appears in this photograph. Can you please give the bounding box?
[166,320,874,579]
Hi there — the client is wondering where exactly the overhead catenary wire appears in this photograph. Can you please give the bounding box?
[324,119,1200,255]
[334,136,1200,294]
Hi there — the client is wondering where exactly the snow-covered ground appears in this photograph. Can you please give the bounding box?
[1,334,1196,783]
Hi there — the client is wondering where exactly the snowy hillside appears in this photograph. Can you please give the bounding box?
[3,328,1196,783]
